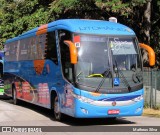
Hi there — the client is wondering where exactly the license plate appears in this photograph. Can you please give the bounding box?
[108,110,120,115]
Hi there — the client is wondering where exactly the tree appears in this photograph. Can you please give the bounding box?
[49,0,102,19]
[0,0,160,66]
[0,0,51,44]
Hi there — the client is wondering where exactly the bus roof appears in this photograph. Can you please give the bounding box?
[6,19,135,43]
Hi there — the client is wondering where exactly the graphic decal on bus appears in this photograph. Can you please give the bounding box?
[15,81,33,101]
[62,84,74,108]
[15,81,50,105]
[34,60,45,75]
[38,83,50,105]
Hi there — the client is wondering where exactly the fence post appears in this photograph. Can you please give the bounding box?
[155,70,157,107]
[150,68,153,108]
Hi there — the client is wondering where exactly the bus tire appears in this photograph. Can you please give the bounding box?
[12,87,19,105]
[53,96,63,121]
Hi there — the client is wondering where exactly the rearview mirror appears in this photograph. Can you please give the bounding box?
[64,40,78,64]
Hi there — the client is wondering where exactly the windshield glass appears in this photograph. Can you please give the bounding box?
[110,37,140,70]
[74,34,142,93]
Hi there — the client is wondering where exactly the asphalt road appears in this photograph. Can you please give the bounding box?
[0,99,160,135]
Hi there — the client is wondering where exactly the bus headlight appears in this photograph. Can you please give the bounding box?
[72,92,94,103]
[132,95,143,102]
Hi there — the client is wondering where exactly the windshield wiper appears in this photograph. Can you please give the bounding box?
[77,71,82,78]
[119,70,131,92]
[95,68,111,93]
[114,59,131,92]
[132,70,143,83]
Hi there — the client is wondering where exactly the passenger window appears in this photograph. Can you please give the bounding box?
[46,31,58,65]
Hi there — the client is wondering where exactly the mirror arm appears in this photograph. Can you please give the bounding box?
[64,40,78,64]
[139,43,155,66]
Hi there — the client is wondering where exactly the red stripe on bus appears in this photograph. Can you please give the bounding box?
[36,24,48,35]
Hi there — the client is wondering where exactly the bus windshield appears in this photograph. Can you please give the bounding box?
[75,35,142,93]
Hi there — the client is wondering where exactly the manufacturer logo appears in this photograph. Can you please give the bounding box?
[112,101,117,106]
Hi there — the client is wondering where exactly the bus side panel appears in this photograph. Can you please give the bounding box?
[4,60,61,108]
[59,83,76,117]
[4,50,76,115]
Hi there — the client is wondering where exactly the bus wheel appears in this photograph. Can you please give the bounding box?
[54,96,62,121]
[13,87,19,105]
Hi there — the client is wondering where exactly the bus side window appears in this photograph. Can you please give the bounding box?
[46,31,58,65]
[59,30,73,82]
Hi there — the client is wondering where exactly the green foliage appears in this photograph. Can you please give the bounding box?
[0,0,160,64]
[0,0,51,46]
[0,39,3,50]
[96,0,130,16]
[50,0,78,14]
[49,0,99,19]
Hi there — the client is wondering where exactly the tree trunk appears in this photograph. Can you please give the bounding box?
[144,0,151,45]
[141,1,152,67]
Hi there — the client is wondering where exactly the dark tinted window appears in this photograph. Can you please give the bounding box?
[46,31,58,65]
[59,30,73,82]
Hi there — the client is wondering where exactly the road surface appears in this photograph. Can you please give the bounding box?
[0,99,160,135]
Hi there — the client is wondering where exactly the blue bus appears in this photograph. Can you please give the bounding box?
[4,19,155,120]
[0,51,4,97]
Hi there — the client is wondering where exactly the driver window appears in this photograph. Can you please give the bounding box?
[59,30,73,82]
